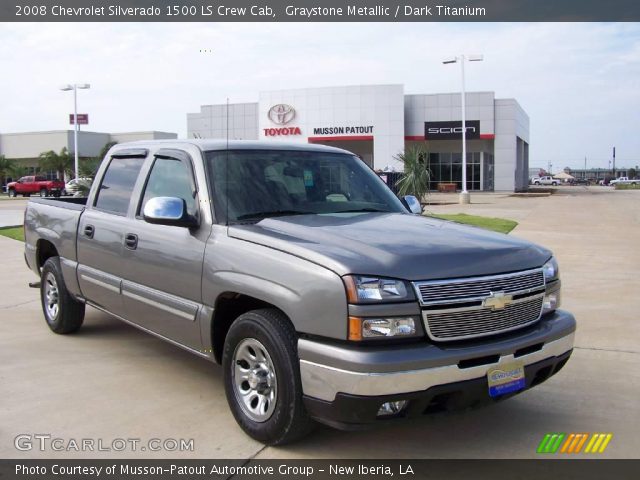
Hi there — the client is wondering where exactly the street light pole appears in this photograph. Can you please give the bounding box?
[443,54,483,204]
[60,83,90,180]
[73,86,78,180]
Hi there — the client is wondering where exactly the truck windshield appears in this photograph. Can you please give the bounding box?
[205,150,406,224]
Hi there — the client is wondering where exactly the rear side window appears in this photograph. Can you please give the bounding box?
[94,157,144,215]
[35,176,46,181]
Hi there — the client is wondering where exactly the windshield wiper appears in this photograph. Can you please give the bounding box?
[235,210,313,221]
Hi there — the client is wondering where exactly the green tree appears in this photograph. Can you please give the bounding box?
[0,155,16,189]
[38,148,72,180]
[394,145,431,203]
[79,141,117,178]
[8,163,28,181]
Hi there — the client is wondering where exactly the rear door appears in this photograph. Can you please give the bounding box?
[120,148,207,349]
[76,149,148,317]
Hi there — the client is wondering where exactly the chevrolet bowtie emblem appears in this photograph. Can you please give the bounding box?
[483,291,513,310]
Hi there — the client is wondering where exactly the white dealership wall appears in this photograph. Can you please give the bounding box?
[187,84,530,191]
[0,130,178,160]
[258,85,405,171]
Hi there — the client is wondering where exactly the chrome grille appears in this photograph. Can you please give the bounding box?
[423,296,544,341]
[415,269,544,305]
[413,269,546,341]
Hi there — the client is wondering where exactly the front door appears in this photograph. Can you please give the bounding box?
[120,149,207,350]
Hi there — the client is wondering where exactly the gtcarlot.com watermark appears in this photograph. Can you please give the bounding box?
[15,434,194,453]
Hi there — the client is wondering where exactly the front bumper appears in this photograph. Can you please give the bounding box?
[299,309,575,428]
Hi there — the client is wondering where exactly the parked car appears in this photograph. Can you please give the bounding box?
[24,140,575,445]
[64,178,93,196]
[532,176,559,186]
[569,178,591,186]
[7,176,65,197]
[609,176,638,186]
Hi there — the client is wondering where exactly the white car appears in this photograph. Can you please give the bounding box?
[64,178,93,196]
[609,177,638,186]
[531,176,559,186]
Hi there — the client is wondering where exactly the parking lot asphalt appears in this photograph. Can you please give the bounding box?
[1,186,638,459]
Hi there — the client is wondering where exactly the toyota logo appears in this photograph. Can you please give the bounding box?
[268,104,295,125]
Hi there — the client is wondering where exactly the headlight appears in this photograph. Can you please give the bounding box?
[348,316,418,341]
[343,275,414,304]
[542,257,559,282]
[542,257,561,315]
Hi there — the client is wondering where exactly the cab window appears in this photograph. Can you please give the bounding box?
[94,157,145,215]
[140,157,196,216]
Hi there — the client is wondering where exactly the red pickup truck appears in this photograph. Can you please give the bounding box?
[7,176,65,197]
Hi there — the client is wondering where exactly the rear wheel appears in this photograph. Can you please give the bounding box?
[222,308,315,445]
[40,188,48,197]
[8,189,16,197]
[41,257,85,334]
[534,182,540,186]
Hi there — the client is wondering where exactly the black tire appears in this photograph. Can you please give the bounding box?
[40,188,48,197]
[222,308,315,445]
[534,182,540,186]
[552,182,558,186]
[8,189,16,198]
[41,257,85,334]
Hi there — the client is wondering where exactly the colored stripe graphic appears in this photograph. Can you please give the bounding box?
[585,433,613,453]
[539,433,613,454]
[537,433,565,453]
[560,433,589,453]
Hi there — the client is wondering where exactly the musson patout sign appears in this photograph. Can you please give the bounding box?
[263,104,375,137]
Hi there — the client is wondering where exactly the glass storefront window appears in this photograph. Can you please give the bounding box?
[426,151,490,191]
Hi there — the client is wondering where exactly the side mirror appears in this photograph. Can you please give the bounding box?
[143,197,198,228]
[402,195,422,215]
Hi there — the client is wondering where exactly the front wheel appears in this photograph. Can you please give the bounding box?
[40,188,48,197]
[222,308,315,445]
[8,189,16,197]
[41,257,85,334]
[534,182,540,185]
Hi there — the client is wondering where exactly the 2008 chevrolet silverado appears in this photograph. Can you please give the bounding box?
[24,140,575,445]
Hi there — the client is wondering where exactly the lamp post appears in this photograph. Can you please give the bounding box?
[60,84,90,179]
[443,54,483,204]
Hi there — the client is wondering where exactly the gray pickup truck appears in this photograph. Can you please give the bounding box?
[24,140,575,445]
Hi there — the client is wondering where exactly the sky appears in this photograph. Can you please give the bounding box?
[0,22,638,169]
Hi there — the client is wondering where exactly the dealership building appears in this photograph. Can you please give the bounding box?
[187,84,530,191]
[0,130,177,183]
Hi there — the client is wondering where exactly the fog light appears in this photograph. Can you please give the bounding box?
[377,400,408,417]
[542,291,560,314]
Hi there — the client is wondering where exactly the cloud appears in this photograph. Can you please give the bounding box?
[0,22,638,168]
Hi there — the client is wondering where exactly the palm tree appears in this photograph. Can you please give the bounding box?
[0,155,16,190]
[79,141,117,178]
[394,145,431,204]
[38,148,73,180]
[8,163,27,181]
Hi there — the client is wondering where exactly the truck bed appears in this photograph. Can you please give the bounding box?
[28,196,88,211]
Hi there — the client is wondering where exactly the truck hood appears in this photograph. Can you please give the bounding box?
[229,213,551,281]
